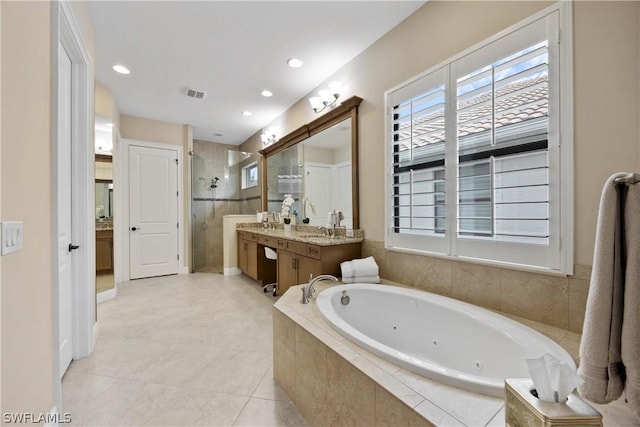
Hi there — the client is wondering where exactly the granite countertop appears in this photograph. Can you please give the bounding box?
[236,223,364,247]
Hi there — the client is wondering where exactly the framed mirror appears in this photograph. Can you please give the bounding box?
[260,96,362,229]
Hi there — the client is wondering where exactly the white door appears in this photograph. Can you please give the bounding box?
[58,42,74,378]
[129,145,179,279]
[305,163,332,225]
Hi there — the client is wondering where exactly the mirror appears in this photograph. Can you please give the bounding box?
[95,154,114,293]
[261,96,362,229]
[95,181,113,220]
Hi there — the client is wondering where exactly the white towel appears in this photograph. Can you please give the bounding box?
[621,182,640,416]
[578,173,629,404]
[340,256,379,279]
[342,275,381,284]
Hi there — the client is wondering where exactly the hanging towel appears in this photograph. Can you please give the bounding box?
[578,173,628,403]
[621,182,640,416]
[340,256,379,280]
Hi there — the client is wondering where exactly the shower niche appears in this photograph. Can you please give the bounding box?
[191,140,261,273]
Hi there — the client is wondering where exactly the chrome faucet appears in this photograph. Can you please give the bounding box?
[317,226,331,236]
[300,274,339,304]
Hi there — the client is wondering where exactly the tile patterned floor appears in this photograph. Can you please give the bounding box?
[62,273,309,427]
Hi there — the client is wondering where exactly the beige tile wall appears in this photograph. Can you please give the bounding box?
[273,308,434,427]
[362,240,591,334]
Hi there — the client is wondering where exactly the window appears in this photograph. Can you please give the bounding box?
[242,162,258,189]
[386,5,572,273]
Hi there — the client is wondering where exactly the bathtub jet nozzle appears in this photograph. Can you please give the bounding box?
[341,290,350,305]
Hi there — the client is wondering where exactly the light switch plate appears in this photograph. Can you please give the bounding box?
[1,221,23,255]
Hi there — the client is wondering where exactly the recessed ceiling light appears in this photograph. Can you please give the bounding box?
[242,111,253,117]
[287,58,304,68]
[261,90,273,97]
[112,64,130,75]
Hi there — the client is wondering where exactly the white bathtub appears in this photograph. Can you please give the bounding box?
[316,284,576,397]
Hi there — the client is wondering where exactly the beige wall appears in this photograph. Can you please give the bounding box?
[0,0,3,413]
[120,114,193,271]
[1,0,96,415]
[241,1,640,269]
[573,1,640,265]
[2,1,51,415]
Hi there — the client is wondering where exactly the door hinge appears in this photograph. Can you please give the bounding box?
[175,158,178,164]
[177,222,179,229]
[177,191,179,196]
[177,254,180,260]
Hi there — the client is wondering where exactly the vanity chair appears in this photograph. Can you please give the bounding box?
[263,247,278,296]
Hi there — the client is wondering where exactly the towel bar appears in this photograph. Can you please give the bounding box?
[614,173,640,185]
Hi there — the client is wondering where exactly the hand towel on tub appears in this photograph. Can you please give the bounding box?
[578,173,628,403]
[621,180,640,416]
[342,275,381,284]
[340,256,379,278]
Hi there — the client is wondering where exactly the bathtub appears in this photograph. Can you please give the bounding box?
[316,284,576,397]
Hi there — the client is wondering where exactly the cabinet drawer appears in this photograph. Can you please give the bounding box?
[285,240,307,256]
[306,244,321,260]
[238,231,257,240]
[259,235,277,247]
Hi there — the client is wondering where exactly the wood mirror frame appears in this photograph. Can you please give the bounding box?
[259,96,362,229]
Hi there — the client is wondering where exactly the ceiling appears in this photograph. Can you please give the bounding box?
[88,1,425,145]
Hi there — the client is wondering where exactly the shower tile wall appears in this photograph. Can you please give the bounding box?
[192,140,240,272]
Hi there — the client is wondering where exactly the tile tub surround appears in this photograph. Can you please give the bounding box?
[274,282,516,427]
[274,282,640,427]
[362,239,591,334]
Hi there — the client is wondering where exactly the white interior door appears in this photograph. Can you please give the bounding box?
[305,163,332,225]
[129,145,179,279]
[58,41,74,378]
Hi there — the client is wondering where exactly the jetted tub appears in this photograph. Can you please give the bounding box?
[316,283,576,397]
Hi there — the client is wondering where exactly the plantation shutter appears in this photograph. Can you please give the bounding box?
[388,68,449,253]
[386,10,566,271]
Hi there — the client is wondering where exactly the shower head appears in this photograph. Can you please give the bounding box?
[210,177,219,189]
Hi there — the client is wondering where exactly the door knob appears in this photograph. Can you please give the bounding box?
[68,244,80,252]
[131,227,140,231]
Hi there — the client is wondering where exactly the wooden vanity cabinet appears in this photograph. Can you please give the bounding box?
[96,229,114,274]
[277,250,322,297]
[237,231,258,280]
[237,229,361,295]
[276,240,361,296]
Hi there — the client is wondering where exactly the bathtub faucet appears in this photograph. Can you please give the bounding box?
[300,274,339,304]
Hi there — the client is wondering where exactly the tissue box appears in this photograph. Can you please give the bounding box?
[505,378,602,427]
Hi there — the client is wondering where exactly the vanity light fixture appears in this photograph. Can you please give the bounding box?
[261,127,281,147]
[112,64,130,75]
[309,81,342,113]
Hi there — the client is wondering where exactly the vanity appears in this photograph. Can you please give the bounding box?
[237,224,362,296]
[236,95,364,293]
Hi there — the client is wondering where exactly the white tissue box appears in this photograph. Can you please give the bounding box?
[505,378,602,427]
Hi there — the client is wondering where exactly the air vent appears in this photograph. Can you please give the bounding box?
[186,88,206,99]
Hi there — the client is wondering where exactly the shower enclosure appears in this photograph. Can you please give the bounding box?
[191,140,261,273]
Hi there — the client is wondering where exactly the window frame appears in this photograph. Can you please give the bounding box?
[241,161,259,189]
[384,2,573,275]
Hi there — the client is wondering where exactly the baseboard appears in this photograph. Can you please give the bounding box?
[97,287,116,304]
[92,321,99,353]
[180,266,190,275]
[224,267,241,276]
